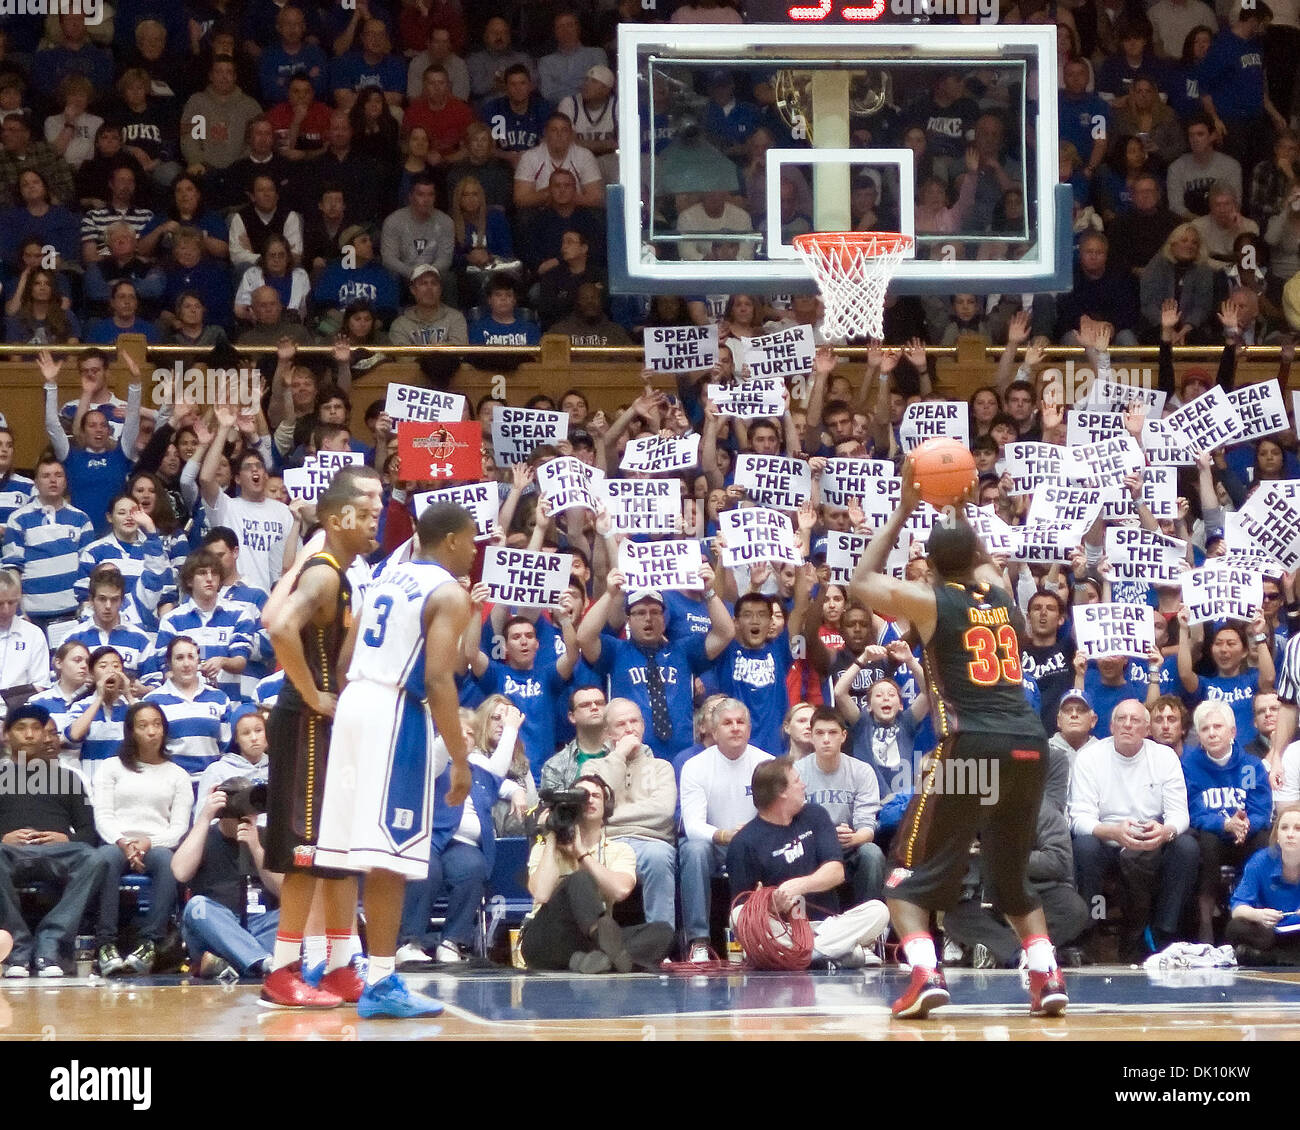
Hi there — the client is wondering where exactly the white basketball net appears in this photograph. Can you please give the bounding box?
[791,232,914,342]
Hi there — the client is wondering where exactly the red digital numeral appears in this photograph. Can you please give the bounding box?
[787,0,885,18]
[787,0,832,18]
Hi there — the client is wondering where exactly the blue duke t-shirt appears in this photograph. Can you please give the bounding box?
[594,633,711,760]
[476,659,569,780]
[717,634,793,756]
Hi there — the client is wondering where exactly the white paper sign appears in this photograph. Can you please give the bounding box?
[1228,379,1288,442]
[825,530,867,586]
[1236,483,1300,571]
[384,383,466,423]
[601,478,681,535]
[620,433,700,474]
[1027,480,1103,540]
[1061,434,1145,486]
[482,546,573,608]
[1005,441,1063,497]
[964,503,1017,556]
[734,453,813,510]
[1012,520,1081,562]
[535,456,605,515]
[1142,416,1196,466]
[1102,464,1178,522]
[1066,409,1124,447]
[281,451,365,501]
[1074,602,1155,660]
[819,458,894,507]
[741,325,815,379]
[492,406,568,465]
[1163,385,1244,454]
[1181,563,1262,625]
[707,378,786,419]
[899,401,971,452]
[719,507,803,567]
[857,474,904,530]
[412,481,500,539]
[1086,375,1166,416]
[618,539,703,592]
[1104,526,1186,586]
[643,324,719,373]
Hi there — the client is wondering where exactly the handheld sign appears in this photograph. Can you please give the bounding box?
[482,547,573,609]
[1061,433,1145,486]
[857,473,904,530]
[1005,441,1063,497]
[964,503,1017,557]
[899,401,970,453]
[643,324,719,374]
[819,457,894,507]
[1228,379,1288,442]
[282,465,328,502]
[1012,520,1081,563]
[384,383,466,423]
[1181,563,1262,625]
[1104,526,1186,586]
[1163,384,1244,454]
[602,478,681,535]
[617,539,702,593]
[825,530,867,586]
[1027,480,1103,541]
[1074,602,1155,660]
[535,456,605,515]
[1086,375,1166,416]
[734,453,813,510]
[1102,464,1178,522]
[1142,416,1196,466]
[398,421,482,482]
[492,406,568,465]
[719,507,803,568]
[1237,484,1300,571]
[413,482,500,539]
[1066,409,1124,447]
[621,433,700,474]
[741,325,815,380]
[707,377,786,420]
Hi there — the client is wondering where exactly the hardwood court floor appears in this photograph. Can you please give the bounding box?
[2,967,1300,1041]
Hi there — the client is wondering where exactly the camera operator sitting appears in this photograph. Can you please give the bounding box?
[171,779,282,980]
[521,775,673,973]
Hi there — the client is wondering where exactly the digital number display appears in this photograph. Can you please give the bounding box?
[745,0,889,20]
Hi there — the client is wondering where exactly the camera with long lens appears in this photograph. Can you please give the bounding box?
[216,779,268,820]
[533,788,589,846]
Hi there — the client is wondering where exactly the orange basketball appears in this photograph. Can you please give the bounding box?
[909,437,978,509]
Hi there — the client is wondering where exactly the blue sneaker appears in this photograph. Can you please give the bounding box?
[356,973,444,1019]
[303,961,326,987]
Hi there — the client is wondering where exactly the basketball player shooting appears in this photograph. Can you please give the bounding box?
[313,501,478,1019]
[260,467,383,1009]
[849,454,1068,1020]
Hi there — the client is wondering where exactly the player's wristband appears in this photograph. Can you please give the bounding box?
[1254,634,1269,645]
[703,588,717,601]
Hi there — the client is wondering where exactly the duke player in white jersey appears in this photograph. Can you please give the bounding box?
[314,501,477,1018]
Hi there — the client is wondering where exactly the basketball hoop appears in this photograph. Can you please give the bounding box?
[791,231,914,342]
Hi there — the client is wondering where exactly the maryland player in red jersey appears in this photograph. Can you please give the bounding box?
[850,453,1067,1020]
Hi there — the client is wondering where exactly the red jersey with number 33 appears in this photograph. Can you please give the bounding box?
[923,581,1046,740]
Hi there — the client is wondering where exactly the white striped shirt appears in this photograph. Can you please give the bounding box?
[144,678,232,779]
[2,500,94,618]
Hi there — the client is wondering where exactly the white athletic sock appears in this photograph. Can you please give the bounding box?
[348,934,364,962]
[1024,935,1057,974]
[303,935,327,969]
[366,956,395,986]
[271,935,301,973]
[902,934,937,971]
[325,932,352,973]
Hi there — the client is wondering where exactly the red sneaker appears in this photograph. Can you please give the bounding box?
[318,961,365,1004]
[259,962,344,1010]
[891,966,949,1019]
[1028,968,1068,1017]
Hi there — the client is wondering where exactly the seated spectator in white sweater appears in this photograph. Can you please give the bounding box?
[679,698,772,962]
[91,702,193,978]
[1067,699,1197,961]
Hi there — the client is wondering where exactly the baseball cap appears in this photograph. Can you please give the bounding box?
[627,589,665,609]
[339,224,370,248]
[411,263,441,282]
[5,703,51,730]
[1179,367,1210,392]
[586,64,615,88]
[1205,526,1225,546]
[1058,689,1093,713]
[569,428,595,449]
[810,534,828,562]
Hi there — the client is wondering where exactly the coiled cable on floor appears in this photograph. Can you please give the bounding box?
[732,885,814,971]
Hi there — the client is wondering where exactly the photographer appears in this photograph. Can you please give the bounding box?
[172,779,282,980]
[521,775,673,973]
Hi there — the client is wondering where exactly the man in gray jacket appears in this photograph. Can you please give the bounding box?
[180,57,263,189]
[380,175,455,290]
[387,265,468,346]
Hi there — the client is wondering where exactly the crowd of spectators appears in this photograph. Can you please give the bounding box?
[4,0,1300,982]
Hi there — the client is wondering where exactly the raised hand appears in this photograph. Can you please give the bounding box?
[36,349,60,385]
[904,338,926,369]
[796,499,817,532]
[1023,335,1048,369]
[1160,297,1179,331]
[1007,308,1031,346]
[275,337,297,364]
[1218,299,1240,335]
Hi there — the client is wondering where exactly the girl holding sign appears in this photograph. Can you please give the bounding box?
[1177,610,1276,748]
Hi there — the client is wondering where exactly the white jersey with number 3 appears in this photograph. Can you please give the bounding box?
[346,560,457,697]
